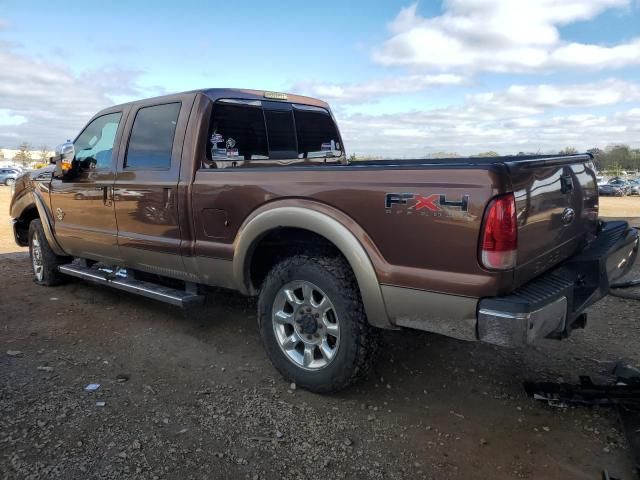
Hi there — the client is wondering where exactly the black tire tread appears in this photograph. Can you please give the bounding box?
[28,219,70,286]
[258,253,380,393]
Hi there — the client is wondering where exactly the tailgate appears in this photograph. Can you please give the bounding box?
[507,155,599,288]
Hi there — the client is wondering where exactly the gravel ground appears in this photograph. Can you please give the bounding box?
[1,186,640,479]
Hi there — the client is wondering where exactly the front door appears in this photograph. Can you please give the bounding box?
[49,109,126,262]
[113,96,193,276]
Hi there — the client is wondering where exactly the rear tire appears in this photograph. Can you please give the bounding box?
[5,178,15,186]
[258,254,379,393]
[28,219,70,286]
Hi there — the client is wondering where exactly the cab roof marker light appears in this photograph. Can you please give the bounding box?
[264,91,288,100]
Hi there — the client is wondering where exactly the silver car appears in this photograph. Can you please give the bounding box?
[0,168,20,186]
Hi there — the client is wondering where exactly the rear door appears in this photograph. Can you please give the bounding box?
[49,108,126,261]
[114,94,195,276]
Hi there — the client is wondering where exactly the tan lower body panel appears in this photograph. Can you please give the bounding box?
[381,285,479,341]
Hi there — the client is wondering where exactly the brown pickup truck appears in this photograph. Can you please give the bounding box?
[10,88,639,393]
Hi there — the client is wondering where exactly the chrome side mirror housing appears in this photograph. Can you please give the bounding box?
[52,141,75,177]
[55,141,75,163]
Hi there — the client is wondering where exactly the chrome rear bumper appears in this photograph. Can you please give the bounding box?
[477,221,639,347]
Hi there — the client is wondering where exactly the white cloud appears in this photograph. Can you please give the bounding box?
[0,42,152,148]
[336,80,640,157]
[293,73,464,103]
[373,1,640,72]
[469,79,640,109]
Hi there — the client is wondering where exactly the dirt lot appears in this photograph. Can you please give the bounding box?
[1,185,640,479]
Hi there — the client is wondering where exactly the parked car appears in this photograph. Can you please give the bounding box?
[608,178,632,195]
[0,168,20,186]
[9,88,639,393]
[599,183,627,196]
[629,179,640,195]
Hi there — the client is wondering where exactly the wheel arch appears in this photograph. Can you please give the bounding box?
[12,190,67,256]
[233,202,391,329]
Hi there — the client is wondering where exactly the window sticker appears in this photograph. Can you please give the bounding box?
[321,141,333,151]
[211,133,224,144]
[225,138,238,157]
[212,148,227,157]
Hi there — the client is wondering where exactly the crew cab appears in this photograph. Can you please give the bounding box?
[10,89,639,393]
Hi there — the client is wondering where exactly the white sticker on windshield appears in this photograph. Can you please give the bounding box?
[211,133,224,144]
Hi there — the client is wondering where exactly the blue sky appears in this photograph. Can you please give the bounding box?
[1,0,639,156]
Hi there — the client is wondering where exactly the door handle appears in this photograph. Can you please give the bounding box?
[99,186,113,206]
[164,188,174,209]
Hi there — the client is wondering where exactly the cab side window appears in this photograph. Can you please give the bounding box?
[125,103,181,170]
[74,112,122,169]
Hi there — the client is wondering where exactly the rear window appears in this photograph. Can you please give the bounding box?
[208,102,269,162]
[264,109,297,159]
[294,106,341,158]
[204,100,341,167]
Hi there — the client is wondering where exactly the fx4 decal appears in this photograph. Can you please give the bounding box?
[385,193,470,217]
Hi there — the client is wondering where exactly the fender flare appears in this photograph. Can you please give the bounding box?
[233,205,391,329]
[21,190,68,257]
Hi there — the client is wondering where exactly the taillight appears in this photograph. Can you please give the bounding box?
[479,193,517,270]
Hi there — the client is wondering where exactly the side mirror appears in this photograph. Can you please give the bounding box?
[52,141,75,178]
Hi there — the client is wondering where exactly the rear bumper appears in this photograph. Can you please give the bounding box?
[478,221,639,347]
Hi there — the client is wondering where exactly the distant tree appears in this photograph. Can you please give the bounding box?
[559,146,578,155]
[13,142,32,166]
[589,144,640,174]
[425,151,460,159]
[348,153,358,162]
[586,147,604,170]
[38,145,50,162]
[472,151,499,157]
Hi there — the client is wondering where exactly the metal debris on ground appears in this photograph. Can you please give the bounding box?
[524,361,640,477]
[84,383,101,392]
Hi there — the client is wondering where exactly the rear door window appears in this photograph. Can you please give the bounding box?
[125,103,181,170]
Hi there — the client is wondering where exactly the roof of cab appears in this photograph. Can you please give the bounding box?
[107,88,330,111]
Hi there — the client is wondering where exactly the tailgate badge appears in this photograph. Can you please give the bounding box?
[560,208,575,225]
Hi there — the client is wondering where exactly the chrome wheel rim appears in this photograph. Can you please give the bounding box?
[31,235,44,281]
[6,178,15,186]
[272,280,340,371]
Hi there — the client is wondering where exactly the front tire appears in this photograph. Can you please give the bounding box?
[258,254,379,393]
[5,178,15,186]
[28,219,70,286]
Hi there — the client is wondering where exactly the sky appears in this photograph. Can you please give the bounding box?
[0,0,639,157]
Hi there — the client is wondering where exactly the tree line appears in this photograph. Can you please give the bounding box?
[0,142,51,166]
[349,144,640,173]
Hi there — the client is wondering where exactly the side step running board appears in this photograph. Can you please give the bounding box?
[58,264,204,307]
